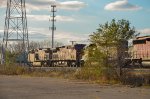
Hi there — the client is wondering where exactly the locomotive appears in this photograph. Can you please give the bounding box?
[28,44,86,67]
[125,36,150,67]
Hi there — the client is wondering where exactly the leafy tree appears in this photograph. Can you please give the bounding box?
[82,19,139,81]
[88,19,138,64]
[90,19,138,45]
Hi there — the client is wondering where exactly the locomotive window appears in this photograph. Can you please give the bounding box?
[35,54,39,60]
[56,47,60,51]
[147,38,150,41]
[62,46,65,48]
[133,40,146,44]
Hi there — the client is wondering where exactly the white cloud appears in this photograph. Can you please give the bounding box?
[104,0,142,11]
[59,1,87,10]
[27,15,49,21]
[138,28,150,35]
[26,3,45,12]
[0,29,3,32]
[28,27,89,44]
[27,0,87,11]
[56,15,75,22]
[27,15,75,22]
[0,0,87,12]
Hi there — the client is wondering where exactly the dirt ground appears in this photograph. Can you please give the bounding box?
[0,76,150,99]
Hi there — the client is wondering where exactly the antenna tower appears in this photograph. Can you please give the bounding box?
[50,5,56,48]
[2,0,29,64]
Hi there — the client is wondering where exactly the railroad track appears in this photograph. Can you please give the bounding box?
[122,68,150,76]
[29,67,80,72]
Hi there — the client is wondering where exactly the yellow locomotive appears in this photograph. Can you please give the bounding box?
[28,44,86,67]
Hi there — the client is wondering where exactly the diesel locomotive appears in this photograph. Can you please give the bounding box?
[28,44,86,67]
[125,36,150,67]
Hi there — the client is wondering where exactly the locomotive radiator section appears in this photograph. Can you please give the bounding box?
[51,45,77,67]
[28,48,49,66]
[124,36,150,68]
[28,44,86,67]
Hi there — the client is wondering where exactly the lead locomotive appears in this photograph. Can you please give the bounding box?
[28,44,86,67]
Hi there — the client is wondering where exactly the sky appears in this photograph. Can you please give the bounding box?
[0,0,150,44]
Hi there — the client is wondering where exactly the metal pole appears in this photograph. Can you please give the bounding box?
[52,6,54,48]
[3,0,29,65]
[51,5,56,48]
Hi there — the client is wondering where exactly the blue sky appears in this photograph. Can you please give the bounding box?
[0,0,150,44]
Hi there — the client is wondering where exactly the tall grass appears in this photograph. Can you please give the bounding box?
[0,64,75,79]
[0,64,29,75]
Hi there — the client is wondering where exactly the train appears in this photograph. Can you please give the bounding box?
[27,40,128,67]
[27,36,150,67]
[28,44,86,67]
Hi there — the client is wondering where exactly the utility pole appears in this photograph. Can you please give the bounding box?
[2,0,29,64]
[50,5,56,48]
[70,41,77,45]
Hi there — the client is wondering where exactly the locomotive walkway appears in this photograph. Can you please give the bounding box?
[0,76,150,99]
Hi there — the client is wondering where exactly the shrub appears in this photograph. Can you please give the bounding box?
[75,62,119,84]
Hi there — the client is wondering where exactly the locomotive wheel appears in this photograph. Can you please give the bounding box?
[71,62,76,67]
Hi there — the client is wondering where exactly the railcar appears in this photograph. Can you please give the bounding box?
[125,36,150,67]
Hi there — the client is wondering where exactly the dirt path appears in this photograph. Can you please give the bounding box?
[0,76,150,99]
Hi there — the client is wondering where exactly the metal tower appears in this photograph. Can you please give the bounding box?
[2,0,29,64]
[50,5,56,48]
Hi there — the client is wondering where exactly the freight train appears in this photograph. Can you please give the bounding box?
[28,44,86,67]
[27,36,150,67]
[27,40,128,67]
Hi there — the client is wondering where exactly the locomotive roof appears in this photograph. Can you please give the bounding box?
[28,44,86,52]
[133,36,150,44]
[136,36,150,40]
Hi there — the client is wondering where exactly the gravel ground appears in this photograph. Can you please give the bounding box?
[0,76,150,99]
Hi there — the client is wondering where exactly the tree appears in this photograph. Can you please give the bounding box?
[83,19,139,81]
[90,19,138,44]
[89,19,138,64]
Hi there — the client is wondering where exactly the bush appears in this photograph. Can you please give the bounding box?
[75,62,119,84]
[0,64,29,75]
